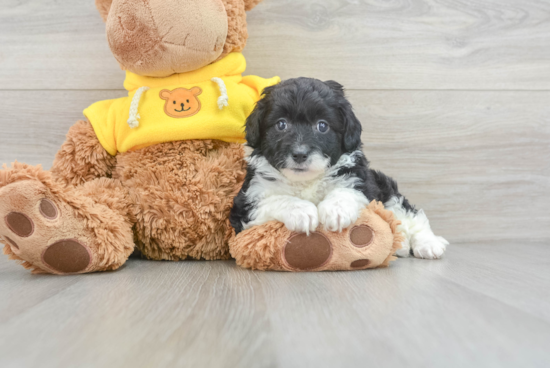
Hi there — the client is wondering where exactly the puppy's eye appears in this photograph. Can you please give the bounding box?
[316,120,330,134]
[276,120,288,131]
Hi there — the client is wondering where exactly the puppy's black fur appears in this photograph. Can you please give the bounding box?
[230,77,416,234]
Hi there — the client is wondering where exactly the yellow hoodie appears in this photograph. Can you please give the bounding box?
[84,53,280,155]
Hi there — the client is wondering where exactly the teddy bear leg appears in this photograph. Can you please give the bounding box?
[230,201,404,272]
[287,202,404,271]
[0,163,134,274]
[229,222,336,271]
[51,120,117,187]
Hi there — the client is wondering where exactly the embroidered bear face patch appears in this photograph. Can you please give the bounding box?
[160,87,202,118]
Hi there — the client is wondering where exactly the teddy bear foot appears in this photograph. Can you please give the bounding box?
[282,226,377,271]
[0,166,134,274]
[0,181,91,274]
[230,201,404,272]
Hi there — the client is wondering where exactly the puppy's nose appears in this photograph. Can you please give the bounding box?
[292,148,310,164]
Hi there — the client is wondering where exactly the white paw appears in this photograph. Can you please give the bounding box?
[411,234,449,259]
[318,199,359,232]
[284,201,319,234]
[394,237,411,258]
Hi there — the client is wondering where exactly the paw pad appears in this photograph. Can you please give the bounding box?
[350,259,370,268]
[39,199,58,220]
[349,225,374,248]
[42,239,91,274]
[5,212,34,237]
[284,232,332,271]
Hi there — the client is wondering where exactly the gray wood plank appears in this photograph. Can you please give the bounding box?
[0,90,547,244]
[0,90,126,166]
[348,89,550,243]
[425,241,550,323]
[246,0,550,90]
[0,259,275,368]
[0,0,123,90]
[1,243,550,368]
[253,252,550,368]
[1,0,550,90]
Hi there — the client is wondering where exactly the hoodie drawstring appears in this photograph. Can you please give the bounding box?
[127,86,150,128]
[211,77,229,110]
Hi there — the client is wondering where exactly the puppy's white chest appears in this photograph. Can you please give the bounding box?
[250,176,331,205]
[289,180,330,205]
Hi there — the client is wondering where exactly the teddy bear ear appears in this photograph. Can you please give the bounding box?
[95,0,113,22]
[243,0,263,11]
[160,90,171,100]
[190,87,203,96]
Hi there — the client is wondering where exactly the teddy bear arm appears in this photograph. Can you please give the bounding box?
[51,120,116,187]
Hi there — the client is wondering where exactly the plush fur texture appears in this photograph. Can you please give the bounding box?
[219,0,249,61]
[0,163,134,274]
[52,120,117,187]
[105,0,228,77]
[229,200,404,271]
[231,78,448,260]
[114,138,246,261]
[97,0,257,77]
[0,0,259,274]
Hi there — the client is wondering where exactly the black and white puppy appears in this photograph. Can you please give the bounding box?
[230,78,448,259]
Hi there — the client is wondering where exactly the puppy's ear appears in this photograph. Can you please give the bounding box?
[243,0,263,11]
[245,86,274,149]
[324,80,345,96]
[95,0,113,22]
[340,101,363,152]
[325,80,362,151]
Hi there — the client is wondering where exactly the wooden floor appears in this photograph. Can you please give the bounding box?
[1,242,549,368]
[1,0,549,367]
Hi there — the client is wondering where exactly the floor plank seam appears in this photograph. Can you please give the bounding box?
[418,266,550,325]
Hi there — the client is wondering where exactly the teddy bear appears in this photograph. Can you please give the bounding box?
[229,200,404,271]
[0,0,279,274]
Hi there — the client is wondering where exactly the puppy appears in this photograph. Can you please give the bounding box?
[230,78,448,259]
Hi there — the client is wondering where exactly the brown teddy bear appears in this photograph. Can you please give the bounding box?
[0,0,279,274]
[229,201,404,271]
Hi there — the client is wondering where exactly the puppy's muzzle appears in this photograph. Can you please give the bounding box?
[291,146,310,165]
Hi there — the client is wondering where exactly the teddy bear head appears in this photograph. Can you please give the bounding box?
[95,0,263,77]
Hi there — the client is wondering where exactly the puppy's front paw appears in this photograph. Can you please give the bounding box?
[284,201,319,235]
[318,199,359,232]
[412,234,449,259]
